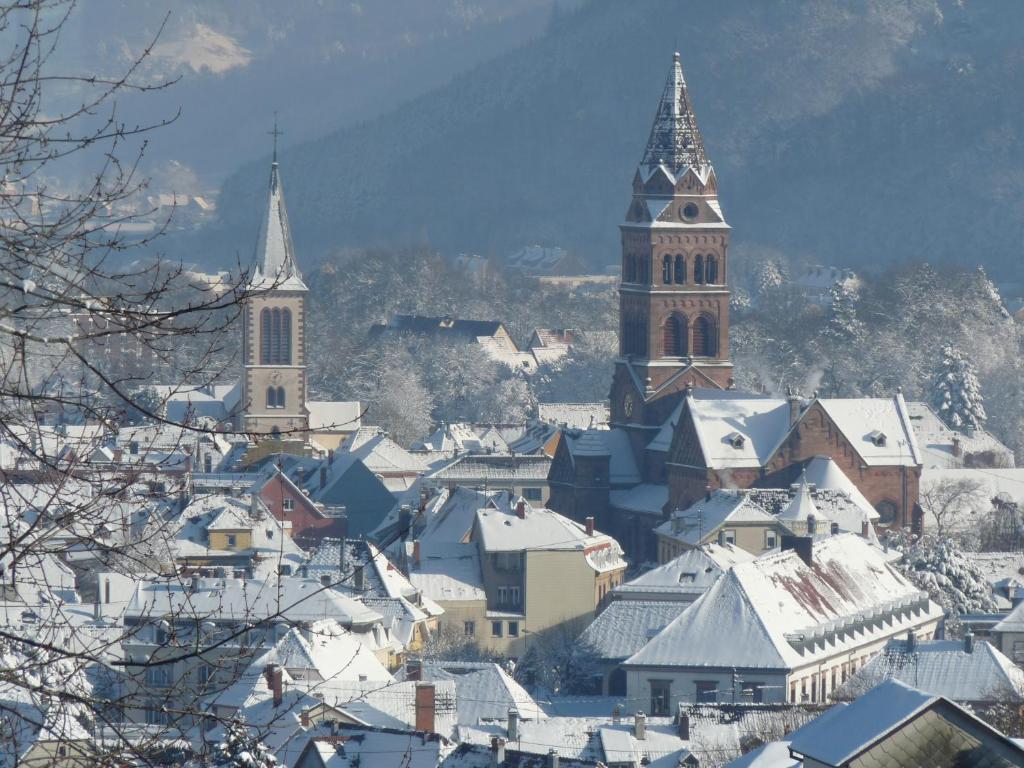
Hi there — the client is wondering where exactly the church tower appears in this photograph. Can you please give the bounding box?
[610,52,732,429]
[240,159,310,438]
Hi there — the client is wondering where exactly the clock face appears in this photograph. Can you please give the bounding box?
[623,393,635,418]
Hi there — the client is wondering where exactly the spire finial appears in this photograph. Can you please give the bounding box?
[673,51,680,62]
[268,111,283,163]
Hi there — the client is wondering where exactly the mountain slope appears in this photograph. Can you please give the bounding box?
[201,0,1024,279]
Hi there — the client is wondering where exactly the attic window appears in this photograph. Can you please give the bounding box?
[726,431,746,449]
[868,430,887,447]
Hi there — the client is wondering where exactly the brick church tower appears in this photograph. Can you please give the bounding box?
[610,52,732,430]
[240,159,310,438]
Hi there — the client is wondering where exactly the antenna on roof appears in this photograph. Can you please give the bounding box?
[268,111,283,163]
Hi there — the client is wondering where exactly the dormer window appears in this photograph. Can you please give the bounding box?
[867,430,887,447]
[726,431,746,449]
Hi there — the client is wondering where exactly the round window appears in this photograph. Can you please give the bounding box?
[681,202,699,221]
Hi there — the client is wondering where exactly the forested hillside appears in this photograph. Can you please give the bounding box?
[199,0,1024,279]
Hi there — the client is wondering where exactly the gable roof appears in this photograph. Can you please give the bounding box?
[815,394,921,467]
[580,600,690,661]
[616,542,754,599]
[681,391,792,469]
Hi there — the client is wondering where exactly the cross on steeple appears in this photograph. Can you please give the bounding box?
[268,111,283,163]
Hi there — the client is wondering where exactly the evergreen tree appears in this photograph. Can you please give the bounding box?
[822,280,865,345]
[212,719,279,768]
[931,344,987,430]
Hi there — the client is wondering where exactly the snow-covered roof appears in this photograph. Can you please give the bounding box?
[563,428,641,485]
[841,638,1024,702]
[421,661,544,724]
[647,400,684,454]
[473,503,623,561]
[249,162,306,291]
[640,52,707,174]
[414,422,509,454]
[655,490,779,547]
[800,456,879,522]
[777,474,827,528]
[126,576,384,629]
[906,401,1014,469]
[816,395,921,467]
[428,454,551,483]
[615,543,754,600]
[684,391,793,469]
[537,402,608,430]
[580,601,690,660]
[609,483,668,516]
[788,680,942,764]
[410,541,485,603]
[307,400,362,432]
[626,535,942,671]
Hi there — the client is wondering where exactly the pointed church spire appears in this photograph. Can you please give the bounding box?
[252,159,306,291]
[641,52,708,173]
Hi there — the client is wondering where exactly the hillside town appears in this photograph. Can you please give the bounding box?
[3,4,1024,766]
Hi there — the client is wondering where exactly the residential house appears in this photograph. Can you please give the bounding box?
[622,534,943,711]
[250,466,348,545]
[406,660,544,726]
[120,576,394,726]
[405,492,627,655]
[728,679,1024,767]
[654,490,789,561]
[905,401,1015,469]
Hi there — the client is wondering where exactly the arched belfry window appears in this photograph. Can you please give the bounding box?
[266,387,277,408]
[260,307,293,365]
[662,255,672,284]
[674,255,686,284]
[663,314,687,357]
[692,315,716,357]
[694,255,705,285]
[706,255,718,285]
[276,386,286,409]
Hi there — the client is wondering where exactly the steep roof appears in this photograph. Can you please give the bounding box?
[655,490,779,547]
[626,534,941,671]
[641,52,708,173]
[580,600,690,660]
[251,162,306,291]
[841,638,1024,703]
[616,542,754,599]
[777,474,827,528]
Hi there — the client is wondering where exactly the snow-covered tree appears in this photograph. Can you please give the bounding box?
[889,533,998,620]
[212,719,278,768]
[514,618,601,695]
[931,344,987,430]
[822,280,865,345]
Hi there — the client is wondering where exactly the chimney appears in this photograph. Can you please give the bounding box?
[548,749,560,768]
[787,391,801,427]
[415,682,436,733]
[104,578,111,605]
[413,539,421,568]
[354,564,365,592]
[328,449,335,466]
[830,522,840,536]
[906,630,916,654]
[516,500,526,519]
[717,529,726,547]
[781,535,813,567]
[965,632,975,654]
[406,658,422,681]
[507,708,519,741]
[399,504,413,536]
[300,708,310,728]
[266,664,283,707]
[585,516,595,536]
[634,711,646,741]
[951,434,962,458]
[861,520,870,538]
[612,705,621,725]
[491,737,506,767]
[319,466,327,490]
[677,711,690,741]
[93,599,102,621]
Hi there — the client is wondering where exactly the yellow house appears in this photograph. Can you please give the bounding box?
[655,489,789,561]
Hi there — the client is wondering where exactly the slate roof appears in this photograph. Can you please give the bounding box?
[839,638,1024,703]
[580,601,689,660]
[614,543,754,601]
[421,661,544,724]
[655,490,779,547]
[371,314,506,341]
[429,454,551,483]
[250,162,306,291]
[641,52,707,173]
[563,428,641,485]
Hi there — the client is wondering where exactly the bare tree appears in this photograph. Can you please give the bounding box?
[920,478,987,541]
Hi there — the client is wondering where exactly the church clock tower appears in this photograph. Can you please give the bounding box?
[610,52,732,430]
[240,159,310,438]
